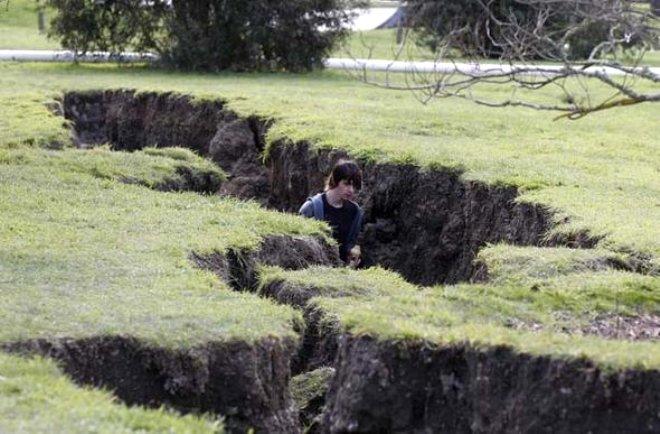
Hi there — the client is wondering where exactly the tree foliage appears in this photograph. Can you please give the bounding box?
[47,0,365,71]
[408,0,653,60]
[47,0,167,56]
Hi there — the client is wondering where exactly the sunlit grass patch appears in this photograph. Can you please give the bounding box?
[0,353,221,433]
[0,145,225,190]
[0,145,328,347]
[261,266,660,369]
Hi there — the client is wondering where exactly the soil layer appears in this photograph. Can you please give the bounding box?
[320,335,660,433]
[62,89,593,285]
[5,336,297,433]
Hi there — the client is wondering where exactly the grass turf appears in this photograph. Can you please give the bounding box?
[0,62,658,262]
[0,0,657,374]
[0,353,221,433]
[0,142,329,347]
[0,0,60,50]
[259,265,660,370]
[0,145,225,190]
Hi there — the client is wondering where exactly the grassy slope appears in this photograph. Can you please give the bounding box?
[0,353,221,433]
[0,143,328,347]
[259,266,660,369]
[0,0,657,368]
[0,62,658,261]
[1,145,226,188]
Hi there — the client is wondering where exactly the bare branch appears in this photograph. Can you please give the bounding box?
[352,0,659,119]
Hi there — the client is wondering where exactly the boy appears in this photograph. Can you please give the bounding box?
[299,160,364,267]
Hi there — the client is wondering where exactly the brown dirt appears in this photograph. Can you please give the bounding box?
[320,335,660,433]
[63,90,271,204]
[191,235,340,292]
[583,313,660,341]
[4,336,299,433]
[504,313,659,342]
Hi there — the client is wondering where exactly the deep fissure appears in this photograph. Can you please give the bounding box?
[61,89,611,286]
[44,89,658,432]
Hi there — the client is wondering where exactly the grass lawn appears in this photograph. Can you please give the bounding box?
[0,353,221,433]
[0,0,60,50]
[0,142,328,347]
[0,0,657,402]
[1,61,657,262]
[260,265,659,369]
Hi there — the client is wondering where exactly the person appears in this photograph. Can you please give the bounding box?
[299,160,364,267]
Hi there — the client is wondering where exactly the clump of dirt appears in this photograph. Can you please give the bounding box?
[504,313,659,342]
[4,336,299,433]
[123,164,223,194]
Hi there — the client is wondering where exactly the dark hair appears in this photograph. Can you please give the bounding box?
[327,160,362,190]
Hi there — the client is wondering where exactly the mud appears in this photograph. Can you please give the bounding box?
[320,335,660,433]
[4,336,299,433]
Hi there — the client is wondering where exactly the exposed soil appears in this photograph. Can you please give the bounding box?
[63,90,271,204]
[258,278,346,374]
[62,89,609,286]
[583,313,660,341]
[57,89,660,433]
[268,143,566,284]
[320,335,660,433]
[191,235,340,292]
[504,313,660,342]
[4,336,298,433]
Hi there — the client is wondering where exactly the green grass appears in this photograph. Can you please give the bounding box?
[260,266,660,369]
[0,142,330,347]
[337,28,660,67]
[0,145,226,190]
[475,244,639,283]
[290,367,334,411]
[0,62,657,260]
[0,0,60,50]
[335,29,437,61]
[0,353,221,433]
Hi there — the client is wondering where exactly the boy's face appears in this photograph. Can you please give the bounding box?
[335,179,357,202]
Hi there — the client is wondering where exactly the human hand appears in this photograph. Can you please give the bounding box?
[347,245,361,269]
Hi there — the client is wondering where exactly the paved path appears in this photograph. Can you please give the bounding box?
[2,49,658,78]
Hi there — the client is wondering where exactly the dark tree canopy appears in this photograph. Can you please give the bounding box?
[47,0,366,72]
